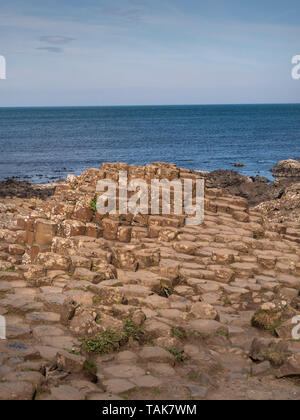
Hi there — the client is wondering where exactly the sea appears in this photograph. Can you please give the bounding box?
[0,104,299,183]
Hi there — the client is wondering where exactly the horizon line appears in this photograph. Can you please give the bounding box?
[0,102,300,109]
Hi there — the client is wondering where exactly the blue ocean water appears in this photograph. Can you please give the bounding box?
[0,104,299,183]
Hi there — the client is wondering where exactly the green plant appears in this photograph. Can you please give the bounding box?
[151,387,163,396]
[188,372,198,381]
[83,360,97,375]
[217,330,228,337]
[93,295,100,304]
[188,330,201,338]
[159,279,172,298]
[89,194,98,212]
[171,326,187,340]
[164,347,187,362]
[224,297,230,306]
[5,266,15,272]
[123,318,144,342]
[80,329,122,354]
[80,318,145,355]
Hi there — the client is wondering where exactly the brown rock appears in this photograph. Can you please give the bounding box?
[36,252,71,271]
[56,350,85,373]
[35,219,57,246]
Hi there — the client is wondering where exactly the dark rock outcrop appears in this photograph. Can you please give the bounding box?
[271,159,300,180]
[0,179,56,199]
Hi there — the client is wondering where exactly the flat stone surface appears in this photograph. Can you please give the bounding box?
[103,364,145,379]
[25,312,61,324]
[104,379,136,394]
[131,375,163,388]
[139,347,175,363]
[0,341,40,360]
[188,320,229,336]
[32,325,66,339]
[0,381,35,400]
[184,384,209,399]
[50,385,85,400]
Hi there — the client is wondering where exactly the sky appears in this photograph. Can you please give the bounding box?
[0,0,300,106]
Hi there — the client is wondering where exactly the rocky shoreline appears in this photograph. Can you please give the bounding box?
[1,158,300,216]
[0,159,299,400]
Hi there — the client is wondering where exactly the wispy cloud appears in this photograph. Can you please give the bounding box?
[36,46,63,53]
[100,7,142,22]
[39,35,75,44]
[36,34,75,54]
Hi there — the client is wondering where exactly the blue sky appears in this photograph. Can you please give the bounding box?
[0,0,300,106]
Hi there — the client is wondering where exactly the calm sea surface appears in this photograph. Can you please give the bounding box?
[0,104,299,183]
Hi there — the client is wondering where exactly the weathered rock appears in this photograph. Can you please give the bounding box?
[251,361,271,376]
[250,338,290,367]
[271,159,300,179]
[40,293,76,324]
[56,350,85,373]
[36,252,71,271]
[35,219,57,246]
[276,353,300,378]
[190,302,219,320]
[89,284,126,305]
[73,267,105,284]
